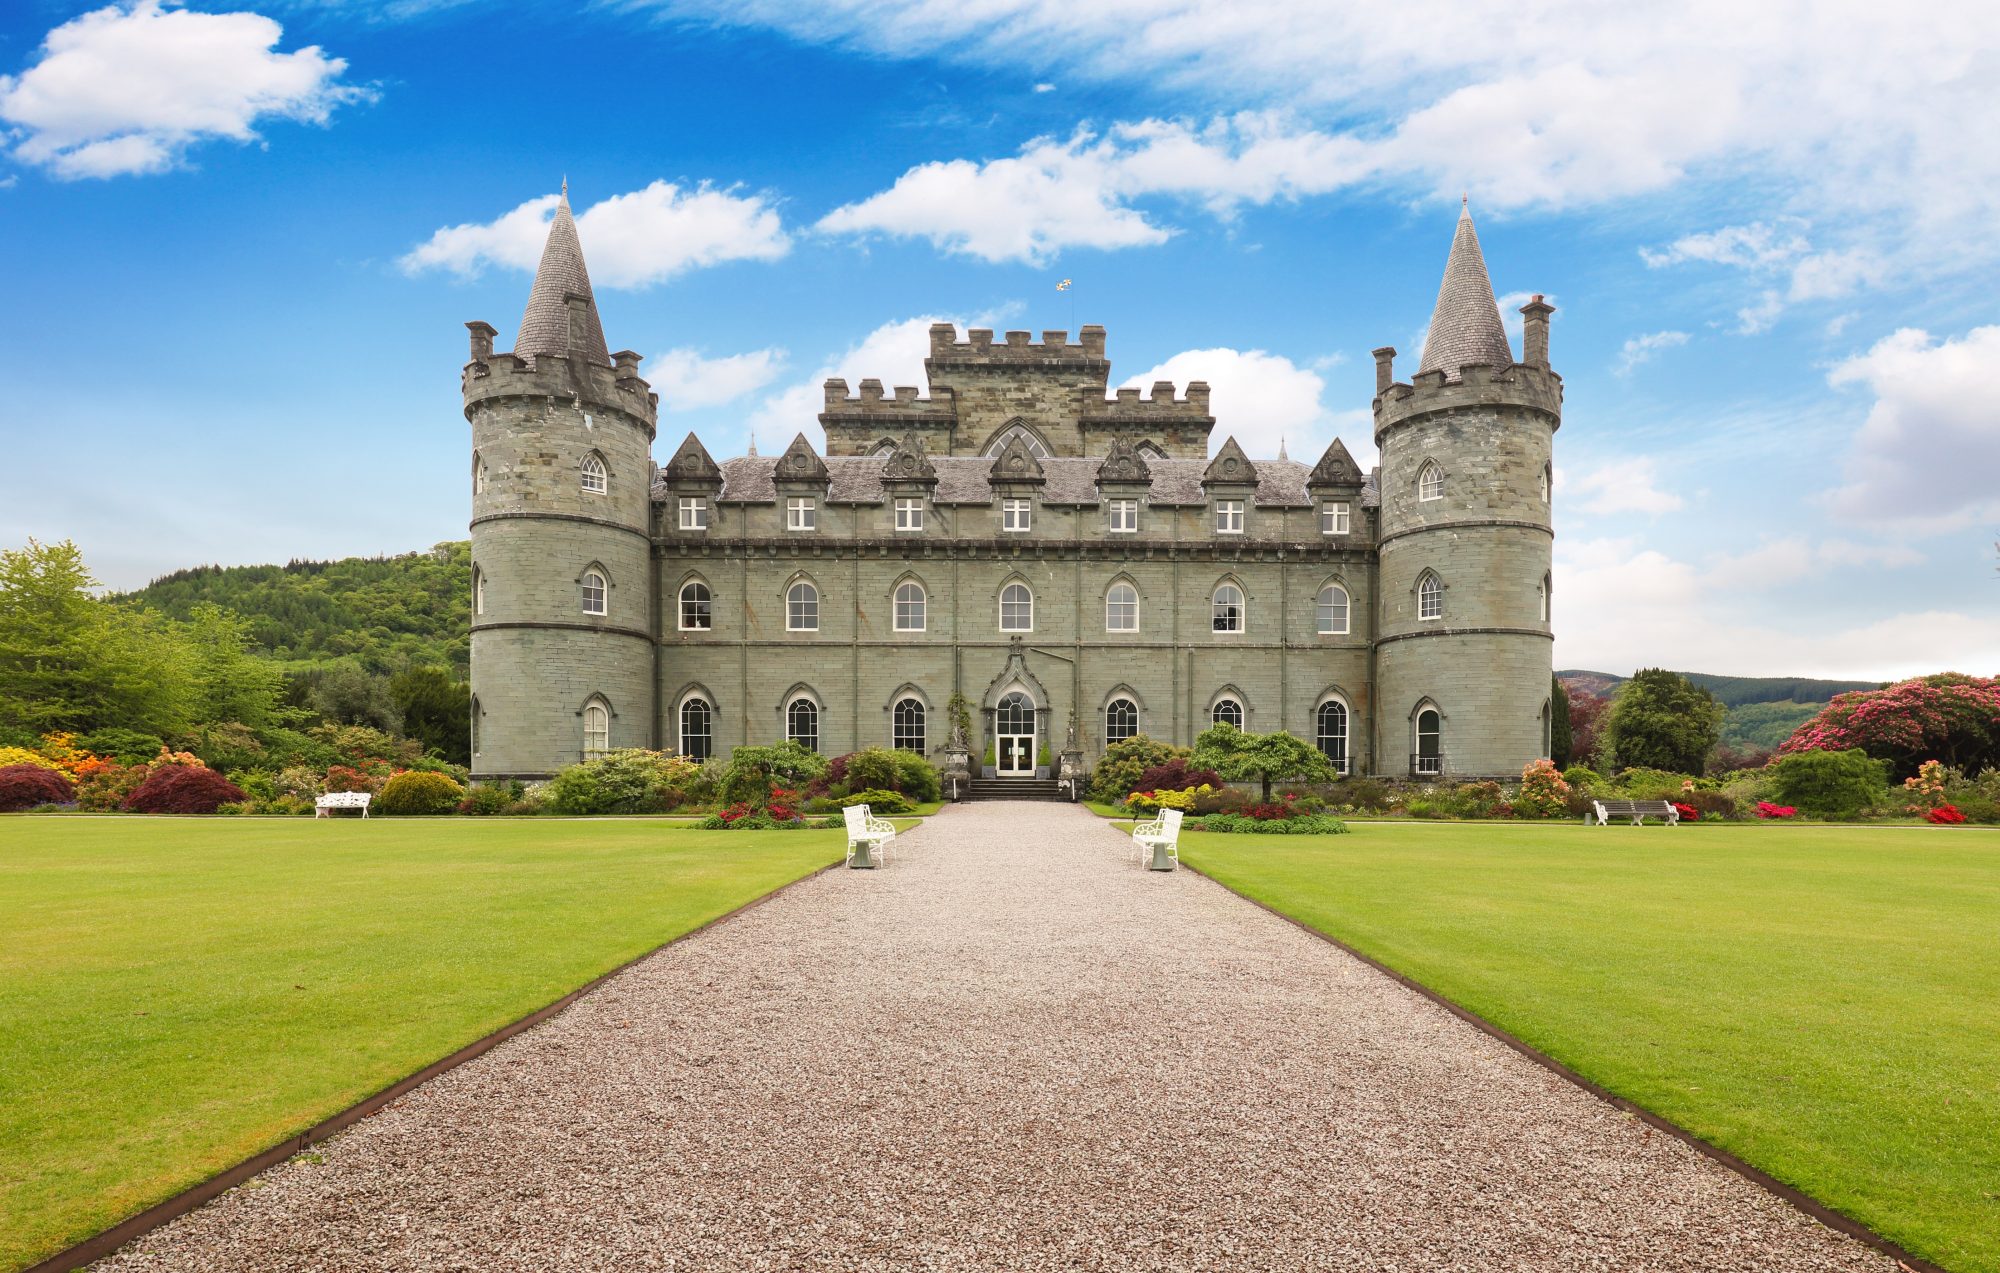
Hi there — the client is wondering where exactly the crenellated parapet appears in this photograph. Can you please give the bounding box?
[463,329,658,441]
[1372,361,1562,445]
[927,323,1108,369]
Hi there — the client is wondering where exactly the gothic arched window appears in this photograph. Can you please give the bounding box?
[582,698,610,757]
[787,580,819,632]
[1417,571,1443,622]
[679,696,713,761]
[1211,697,1244,728]
[1316,699,1349,773]
[1418,461,1444,502]
[1316,583,1349,635]
[786,697,820,752]
[893,698,925,752]
[1000,582,1033,632]
[580,452,608,494]
[1104,697,1138,744]
[680,580,711,631]
[894,581,926,632]
[1105,581,1138,632]
[581,569,607,616]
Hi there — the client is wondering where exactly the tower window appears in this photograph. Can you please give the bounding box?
[1105,582,1138,633]
[581,453,607,494]
[786,698,820,753]
[1416,707,1442,775]
[679,498,708,530]
[1317,583,1349,635]
[1214,500,1244,534]
[1418,462,1444,502]
[1316,699,1349,774]
[473,566,486,616]
[894,581,926,632]
[583,699,609,757]
[1002,499,1032,532]
[1108,499,1138,533]
[581,570,607,616]
[1212,582,1245,633]
[1000,582,1033,632]
[1211,697,1245,728]
[786,581,819,632]
[787,498,817,531]
[1104,697,1138,744]
[473,454,488,496]
[893,698,926,752]
[1417,572,1442,621]
[679,581,711,631]
[895,498,925,532]
[1542,463,1552,503]
[1321,501,1350,535]
[680,697,712,761]
[1539,574,1551,622]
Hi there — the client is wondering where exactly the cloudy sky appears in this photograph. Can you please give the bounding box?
[1,0,1996,678]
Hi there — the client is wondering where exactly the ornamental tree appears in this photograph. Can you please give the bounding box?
[1606,669,1723,775]
[1192,722,1336,802]
[1549,675,1573,769]
[1778,673,2000,779]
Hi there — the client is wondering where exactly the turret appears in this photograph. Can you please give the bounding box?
[1370,201,1560,779]
[465,183,659,779]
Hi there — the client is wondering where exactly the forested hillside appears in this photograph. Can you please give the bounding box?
[1557,669,1886,753]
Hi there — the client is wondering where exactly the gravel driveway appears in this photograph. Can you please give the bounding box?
[100,803,1891,1271]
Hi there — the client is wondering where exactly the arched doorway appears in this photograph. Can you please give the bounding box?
[995,691,1037,777]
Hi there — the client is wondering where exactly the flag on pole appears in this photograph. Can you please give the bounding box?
[1056,278,1072,291]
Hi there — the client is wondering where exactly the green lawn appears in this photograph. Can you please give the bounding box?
[0,818,843,1272]
[1180,822,2000,1273]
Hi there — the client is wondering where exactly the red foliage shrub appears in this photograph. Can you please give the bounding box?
[1671,801,1700,822]
[122,765,247,814]
[1244,802,1297,821]
[0,764,76,811]
[1755,801,1797,819]
[324,765,383,795]
[1137,759,1223,793]
[1927,804,1967,825]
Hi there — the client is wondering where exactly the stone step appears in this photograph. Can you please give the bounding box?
[963,779,1064,802]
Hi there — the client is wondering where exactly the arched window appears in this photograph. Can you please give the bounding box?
[1418,461,1444,502]
[893,698,925,752]
[679,580,711,631]
[787,580,819,632]
[1417,572,1443,622]
[786,697,820,752]
[894,581,926,632]
[1212,697,1244,728]
[470,696,480,755]
[1316,583,1349,635]
[679,696,712,761]
[583,699,609,757]
[581,569,607,616]
[1542,699,1553,758]
[1105,581,1138,632]
[1541,463,1552,503]
[1136,441,1168,460]
[1000,582,1033,632]
[1104,697,1138,744]
[998,692,1035,735]
[1212,582,1245,633]
[473,453,487,496]
[1416,707,1442,775]
[473,566,486,616]
[1316,699,1349,773]
[1539,573,1551,622]
[580,452,607,494]
[982,422,1050,459]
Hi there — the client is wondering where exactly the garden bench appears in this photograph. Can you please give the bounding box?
[842,804,896,869]
[1590,799,1678,826]
[315,791,372,818]
[1133,807,1184,871]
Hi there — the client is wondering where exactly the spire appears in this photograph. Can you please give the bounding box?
[513,183,610,366]
[1417,201,1513,380]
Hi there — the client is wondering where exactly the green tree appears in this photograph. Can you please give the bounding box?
[182,603,287,729]
[1192,721,1336,801]
[307,664,402,733]
[1550,673,1573,768]
[390,665,472,765]
[1606,668,1724,774]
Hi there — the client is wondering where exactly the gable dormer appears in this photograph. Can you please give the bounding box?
[774,432,830,488]
[989,435,1047,489]
[1306,438,1363,491]
[1095,437,1152,489]
[662,432,722,490]
[1200,436,1259,490]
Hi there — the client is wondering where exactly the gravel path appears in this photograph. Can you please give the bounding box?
[101,803,1892,1271]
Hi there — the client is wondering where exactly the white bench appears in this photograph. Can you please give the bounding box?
[842,804,896,868]
[316,791,372,818]
[1133,807,1184,871]
[1590,798,1678,826]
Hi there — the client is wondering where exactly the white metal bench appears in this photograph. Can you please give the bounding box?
[842,803,897,868]
[1590,798,1678,826]
[1133,807,1184,870]
[315,791,372,818]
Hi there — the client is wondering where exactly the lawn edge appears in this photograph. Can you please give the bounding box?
[21,855,845,1273]
[1179,858,1952,1273]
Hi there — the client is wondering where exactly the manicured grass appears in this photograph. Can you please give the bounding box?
[0,818,842,1271]
[1180,822,2000,1273]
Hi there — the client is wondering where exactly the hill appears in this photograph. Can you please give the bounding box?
[119,542,470,675]
[1557,669,1886,752]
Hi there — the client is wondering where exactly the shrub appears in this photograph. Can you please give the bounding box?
[457,782,523,816]
[1437,780,1507,819]
[1193,813,1348,834]
[1767,748,1889,816]
[324,765,382,795]
[375,770,465,816]
[1681,790,1739,820]
[1755,801,1797,819]
[1190,785,1249,815]
[1560,765,1606,795]
[837,748,941,802]
[1616,767,1699,801]
[547,750,703,815]
[1780,673,2000,780]
[1952,797,1999,824]
[1927,804,1966,825]
[719,742,828,806]
[74,728,166,765]
[1336,777,1395,812]
[0,764,76,811]
[1671,801,1700,822]
[1515,759,1571,818]
[0,746,60,773]
[1087,735,1186,802]
[1127,785,1211,813]
[123,766,247,814]
[75,762,147,811]
[837,788,913,814]
[1136,758,1223,793]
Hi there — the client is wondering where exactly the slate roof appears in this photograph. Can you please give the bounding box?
[692,454,1366,508]
[1416,203,1513,381]
[511,186,611,366]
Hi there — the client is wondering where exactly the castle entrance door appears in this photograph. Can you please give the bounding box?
[996,692,1036,777]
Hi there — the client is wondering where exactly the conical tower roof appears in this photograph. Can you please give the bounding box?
[1417,201,1513,380]
[514,183,610,366]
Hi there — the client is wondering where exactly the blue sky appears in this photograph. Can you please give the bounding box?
[1,0,1996,678]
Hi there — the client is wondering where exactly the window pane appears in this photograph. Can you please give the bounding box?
[893,698,925,752]
[581,455,607,493]
[584,703,608,756]
[787,700,819,752]
[582,572,606,615]
[680,582,711,630]
[1419,465,1443,501]
[1212,699,1243,728]
[1316,701,1349,772]
[1109,499,1137,532]
[1003,499,1031,532]
[1419,575,1442,620]
[788,582,818,630]
[1317,585,1348,635]
[997,692,1035,734]
[1213,583,1244,633]
[680,698,712,761]
[1104,698,1137,743]
[1106,582,1138,632]
[894,582,926,631]
[1321,501,1349,534]
[1000,583,1032,631]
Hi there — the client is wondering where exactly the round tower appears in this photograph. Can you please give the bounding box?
[464,185,658,779]
[1371,204,1559,780]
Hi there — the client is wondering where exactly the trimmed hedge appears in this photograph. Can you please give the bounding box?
[375,770,466,816]
[1193,813,1349,834]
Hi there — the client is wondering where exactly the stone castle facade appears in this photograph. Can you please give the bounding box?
[464,192,1560,785]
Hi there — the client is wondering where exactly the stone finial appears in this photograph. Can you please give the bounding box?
[1201,435,1259,488]
[1519,294,1555,369]
[1372,347,1396,393]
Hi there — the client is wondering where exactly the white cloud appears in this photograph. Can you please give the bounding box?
[1563,459,1685,517]
[1824,325,2000,529]
[1643,220,1891,331]
[401,181,789,287]
[1613,330,1688,375]
[1032,82,1055,93]
[1641,220,1810,270]
[745,315,955,449]
[0,0,369,180]
[1120,348,1370,465]
[651,347,786,411]
[1704,536,1922,589]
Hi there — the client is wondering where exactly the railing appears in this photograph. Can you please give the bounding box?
[1411,753,1442,776]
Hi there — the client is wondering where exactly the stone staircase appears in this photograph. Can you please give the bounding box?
[963,778,1065,802]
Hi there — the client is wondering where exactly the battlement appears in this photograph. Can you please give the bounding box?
[926,323,1108,368]
[1371,361,1562,442]
[462,329,658,439]
[820,378,952,413]
[1087,380,1212,418]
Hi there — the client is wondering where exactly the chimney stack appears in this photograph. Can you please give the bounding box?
[1519,295,1555,369]
[1372,347,1397,394]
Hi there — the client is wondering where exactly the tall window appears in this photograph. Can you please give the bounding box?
[473,566,486,616]
[1108,499,1138,533]
[787,497,816,531]
[1105,697,1138,744]
[1317,583,1349,635]
[581,569,607,616]
[894,582,926,632]
[581,453,607,494]
[1418,572,1442,621]
[895,498,925,532]
[680,697,712,761]
[678,497,708,530]
[1321,501,1350,535]
[893,698,925,752]
[583,700,609,756]
[1214,500,1244,534]
[679,581,711,631]
[1316,700,1349,773]
[473,454,487,495]
[1000,582,1033,632]
[1540,573,1552,622]
[786,698,819,752]
[1105,581,1138,632]
[1416,707,1442,775]
[470,696,479,755]
[1542,463,1552,503]
[1002,499,1032,532]
[1212,698,1245,728]
[1418,462,1444,502]
[786,581,819,631]
[1212,582,1244,633]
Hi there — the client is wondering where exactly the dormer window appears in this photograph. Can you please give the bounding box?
[581,453,607,494]
[1214,500,1244,534]
[1002,499,1032,533]
[1108,499,1138,533]
[1321,501,1350,535]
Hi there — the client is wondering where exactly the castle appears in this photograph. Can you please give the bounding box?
[464,191,1560,787]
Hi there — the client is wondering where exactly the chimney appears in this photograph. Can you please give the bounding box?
[467,321,497,363]
[612,350,643,380]
[1372,347,1396,394]
[1519,295,1555,368]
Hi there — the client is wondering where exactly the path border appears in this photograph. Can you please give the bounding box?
[1179,859,1947,1273]
[22,858,846,1273]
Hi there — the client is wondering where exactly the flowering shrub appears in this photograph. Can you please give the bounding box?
[123,766,247,814]
[0,764,76,811]
[1780,674,2000,779]
[76,763,148,811]
[1755,802,1797,819]
[1927,804,1967,825]
[150,747,207,770]
[1515,759,1571,818]
[1901,759,1948,811]
[1193,813,1348,834]
[1136,758,1224,795]
[703,785,807,829]
[1671,801,1700,822]
[546,749,705,814]
[375,770,465,816]
[1127,785,1212,813]
[0,746,60,773]
[323,765,383,795]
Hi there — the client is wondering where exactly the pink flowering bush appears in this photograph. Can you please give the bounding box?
[1755,802,1797,819]
[1927,804,1967,825]
[1779,674,2000,780]
[1514,759,1571,818]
